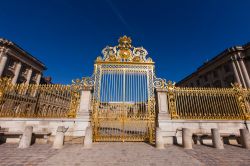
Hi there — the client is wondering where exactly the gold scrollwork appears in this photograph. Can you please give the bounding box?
[97,36,153,63]
[166,81,179,119]
[231,83,250,120]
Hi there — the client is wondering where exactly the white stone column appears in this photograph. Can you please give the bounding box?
[234,54,247,88]
[12,62,22,84]
[239,57,250,88]
[25,68,33,85]
[36,73,41,85]
[0,54,8,77]
[231,59,241,84]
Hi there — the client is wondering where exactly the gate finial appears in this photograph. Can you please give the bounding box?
[97,36,153,63]
[118,35,132,49]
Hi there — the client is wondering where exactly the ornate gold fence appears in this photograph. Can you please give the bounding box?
[0,78,81,118]
[244,89,250,116]
[161,81,250,120]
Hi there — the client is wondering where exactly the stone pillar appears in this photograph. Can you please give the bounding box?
[83,126,92,149]
[238,57,250,88]
[156,127,165,149]
[234,54,247,88]
[231,59,241,84]
[25,68,33,85]
[182,128,192,149]
[77,89,92,119]
[156,88,170,120]
[0,54,8,77]
[240,129,250,149]
[18,126,33,149]
[12,62,22,84]
[36,73,42,85]
[211,128,224,149]
[52,126,66,149]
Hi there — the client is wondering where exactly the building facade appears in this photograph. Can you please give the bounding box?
[177,42,250,88]
[0,38,47,84]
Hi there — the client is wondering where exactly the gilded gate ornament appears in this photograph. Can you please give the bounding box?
[231,83,250,120]
[68,79,83,118]
[166,81,179,119]
[99,35,153,63]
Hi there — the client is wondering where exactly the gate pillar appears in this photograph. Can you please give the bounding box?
[72,89,92,138]
[156,88,171,120]
[156,88,173,145]
[77,89,92,120]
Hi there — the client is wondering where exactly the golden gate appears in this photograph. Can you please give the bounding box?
[92,36,156,143]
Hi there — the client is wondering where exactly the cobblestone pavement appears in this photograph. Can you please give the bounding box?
[0,143,249,166]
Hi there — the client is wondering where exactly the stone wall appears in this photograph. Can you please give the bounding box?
[158,119,246,145]
[0,118,89,143]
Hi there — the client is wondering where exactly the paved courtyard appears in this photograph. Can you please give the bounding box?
[0,142,249,166]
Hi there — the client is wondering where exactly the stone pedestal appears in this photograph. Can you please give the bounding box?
[156,127,165,149]
[156,88,172,144]
[182,128,192,149]
[77,90,92,119]
[211,128,224,149]
[240,129,250,149]
[52,126,67,149]
[83,126,92,149]
[18,126,33,149]
[156,88,170,118]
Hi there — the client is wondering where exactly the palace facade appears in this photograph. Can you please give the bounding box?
[0,38,47,84]
[177,42,250,88]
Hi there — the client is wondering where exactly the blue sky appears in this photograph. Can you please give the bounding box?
[0,0,250,84]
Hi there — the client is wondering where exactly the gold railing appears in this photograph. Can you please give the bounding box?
[0,78,81,118]
[161,81,250,120]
